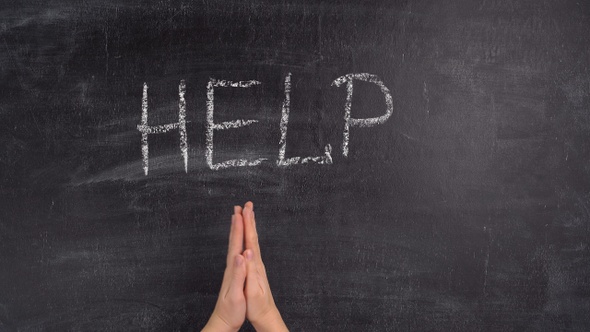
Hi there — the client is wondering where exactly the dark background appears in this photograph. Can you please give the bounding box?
[1,0,590,330]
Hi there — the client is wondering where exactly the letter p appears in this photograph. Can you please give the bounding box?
[332,73,393,157]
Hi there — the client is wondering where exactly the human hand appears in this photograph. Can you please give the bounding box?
[241,202,289,332]
[202,207,247,332]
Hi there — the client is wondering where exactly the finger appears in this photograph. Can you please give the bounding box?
[227,213,244,266]
[244,249,265,295]
[243,202,261,259]
[225,254,246,300]
[234,205,242,215]
[226,214,235,254]
[251,211,270,279]
[244,203,269,280]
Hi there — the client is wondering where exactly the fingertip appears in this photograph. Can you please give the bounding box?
[243,202,255,222]
[234,205,242,214]
[234,211,244,225]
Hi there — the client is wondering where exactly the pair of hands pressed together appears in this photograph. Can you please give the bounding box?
[202,202,288,332]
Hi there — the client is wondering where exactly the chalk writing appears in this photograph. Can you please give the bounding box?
[138,73,393,174]
[277,73,333,166]
[136,81,188,175]
[206,78,267,170]
[332,73,393,157]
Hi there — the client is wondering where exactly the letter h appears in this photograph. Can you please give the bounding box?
[137,81,188,175]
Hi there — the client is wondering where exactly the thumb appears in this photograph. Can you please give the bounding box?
[227,254,246,299]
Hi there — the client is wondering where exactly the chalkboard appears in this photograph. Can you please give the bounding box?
[1,0,590,330]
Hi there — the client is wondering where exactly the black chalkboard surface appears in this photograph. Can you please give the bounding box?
[1,0,590,331]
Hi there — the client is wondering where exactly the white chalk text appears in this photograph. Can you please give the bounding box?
[137,73,393,174]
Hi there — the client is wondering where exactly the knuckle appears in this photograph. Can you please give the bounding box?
[246,286,262,298]
[249,233,258,243]
[253,291,264,300]
[228,295,241,306]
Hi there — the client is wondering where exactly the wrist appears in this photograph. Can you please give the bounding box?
[251,308,288,332]
[202,312,239,332]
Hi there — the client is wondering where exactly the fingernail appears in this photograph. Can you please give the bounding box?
[245,250,253,260]
[235,255,244,267]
